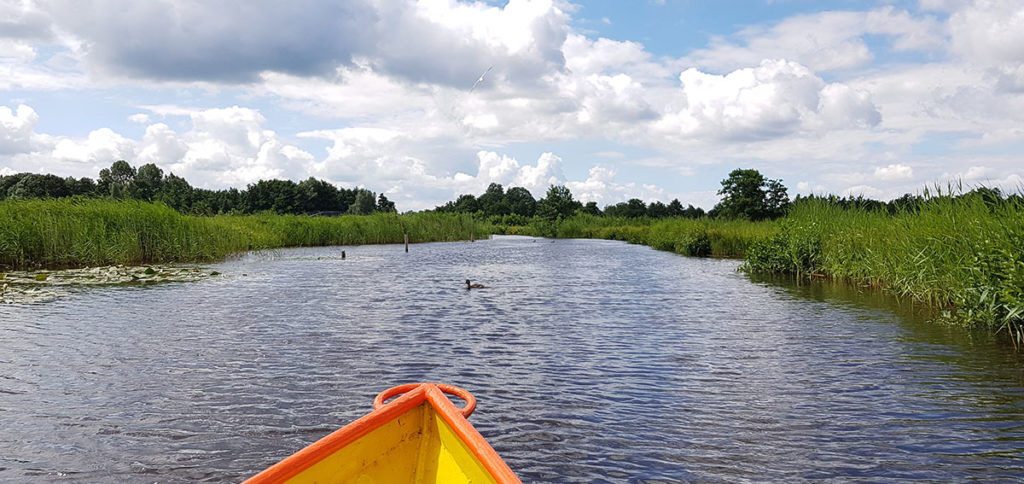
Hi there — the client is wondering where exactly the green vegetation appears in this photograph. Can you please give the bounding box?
[745,193,1024,345]
[491,214,776,258]
[0,198,486,269]
[6,162,1022,346]
[709,168,789,220]
[0,160,397,216]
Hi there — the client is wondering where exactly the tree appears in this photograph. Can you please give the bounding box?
[683,204,705,219]
[667,199,685,217]
[647,200,669,218]
[66,176,97,196]
[763,178,790,219]
[605,198,647,218]
[6,174,70,199]
[0,173,29,200]
[452,194,480,213]
[156,173,194,212]
[477,183,510,217]
[712,168,789,220]
[131,163,164,201]
[504,187,536,217]
[536,185,581,220]
[348,189,376,215]
[582,201,602,216]
[98,160,137,198]
[245,179,300,214]
[297,177,340,213]
[376,193,396,213]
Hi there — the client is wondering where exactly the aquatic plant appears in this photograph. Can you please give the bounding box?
[743,194,1024,345]
[0,198,489,269]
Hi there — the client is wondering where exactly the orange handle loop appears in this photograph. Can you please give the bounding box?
[373,383,477,418]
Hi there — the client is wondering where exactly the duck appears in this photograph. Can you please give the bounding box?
[465,279,486,289]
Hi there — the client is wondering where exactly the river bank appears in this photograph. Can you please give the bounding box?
[3,196,1021,345]
[0,198,489,269]
[495,196,1023,345]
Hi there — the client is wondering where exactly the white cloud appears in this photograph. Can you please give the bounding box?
[4,0,1024,211]
[949,0,1024,66]
[958,165,992,180]
[685,7,944,73]
[52,128,135,163]
[655,59,880,140]
[136,123,185,166]
[0,104,39,154]
[841,184,884,198]
[874,163,914,180]
[565,165,666,205]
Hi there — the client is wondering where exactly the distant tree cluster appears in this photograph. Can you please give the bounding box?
[0,160,396,216]
[708,168,790,221]
[435,182,706,220]
[603,198,705,219]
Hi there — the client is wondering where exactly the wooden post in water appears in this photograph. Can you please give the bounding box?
[404,234,409,253]
[341,250,346,260]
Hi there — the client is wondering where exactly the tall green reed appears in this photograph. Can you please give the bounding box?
[744,195,1024,344]
[0,199,488,269]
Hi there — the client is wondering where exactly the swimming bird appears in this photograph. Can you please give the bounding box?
[465,279,486,289]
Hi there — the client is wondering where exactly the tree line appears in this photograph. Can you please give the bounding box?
[4,161,1010,221]
[434,168,786,221]
[0,161,395,215]
[435,183,708,220]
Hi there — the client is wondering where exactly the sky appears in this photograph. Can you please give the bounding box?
[1,0,1023,211]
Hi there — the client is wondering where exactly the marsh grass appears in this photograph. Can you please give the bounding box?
[492,214,777,258]
[0,198,488,269]
[745,195,1024,344]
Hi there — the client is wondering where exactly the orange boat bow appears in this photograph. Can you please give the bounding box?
[245,383,521,484]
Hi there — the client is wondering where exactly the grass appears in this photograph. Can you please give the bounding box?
[5,195,1020,346]
[492,214,777,258]
[744,195,1024,345]
[0,198,489,269]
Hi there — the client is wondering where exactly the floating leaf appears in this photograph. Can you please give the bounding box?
[34,273,49,281]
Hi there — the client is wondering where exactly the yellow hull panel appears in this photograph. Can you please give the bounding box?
[246,383,519,484]
[286,403,495,484]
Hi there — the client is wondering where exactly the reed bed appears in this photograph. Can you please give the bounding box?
[744,196,1024,343]
[0,198,488,269]
[493,214,777,258]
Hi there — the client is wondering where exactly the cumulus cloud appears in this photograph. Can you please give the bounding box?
[566,165,666,206]
[841,184,884,198]
[874,163,914,180]
[32,0,570,87]
[52,127,135,163]
[686,7,944,73]
[949,0,1024,66]
[949,0,1024,94]
[0,104,39,154]
[152,106,315,186]
[0,0,54,42]
[656,59,880,140]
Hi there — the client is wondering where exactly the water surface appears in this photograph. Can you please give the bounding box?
[1,236,1023,482]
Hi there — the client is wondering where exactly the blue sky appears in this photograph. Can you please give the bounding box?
[2,0,1023,210]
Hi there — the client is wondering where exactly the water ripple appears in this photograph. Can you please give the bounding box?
[1,236,1023,482]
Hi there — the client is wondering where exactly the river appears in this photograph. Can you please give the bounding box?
[1,235,1023,482]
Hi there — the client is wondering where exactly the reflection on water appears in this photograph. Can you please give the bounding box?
[1,236,1022,482]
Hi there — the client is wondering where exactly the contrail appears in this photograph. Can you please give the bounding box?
[469,66,493,93]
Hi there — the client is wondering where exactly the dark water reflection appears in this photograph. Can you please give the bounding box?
[1,236,1022,482]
